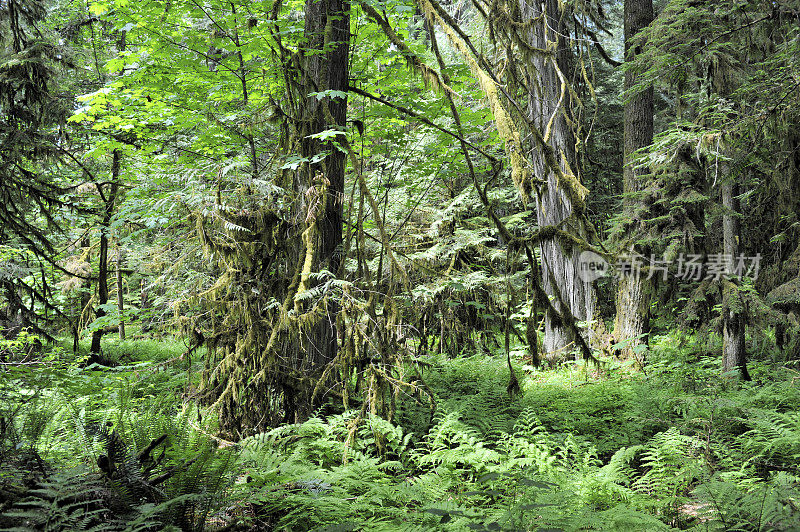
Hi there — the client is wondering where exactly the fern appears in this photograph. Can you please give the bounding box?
[1,467,158,532]
[633,428,705,498]
[741,410,800,476]
[694,474,800,531]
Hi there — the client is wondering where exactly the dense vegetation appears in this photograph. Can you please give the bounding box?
[1,0,799,529]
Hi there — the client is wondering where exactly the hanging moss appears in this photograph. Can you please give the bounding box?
[418,0,534,202]
[191,98,432,442]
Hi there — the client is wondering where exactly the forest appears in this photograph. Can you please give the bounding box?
[1,0,800,529]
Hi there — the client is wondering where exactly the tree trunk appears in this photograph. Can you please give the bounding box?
[710,34,748,380]
[90,31,125,360]
[116,242,125,340]
[89,150,120,361]
[292,0,350,420]
[76,236,91,352]
[89,230,108,358]
[524,0,596,357]
[614,0,654,362]
[722,180,749,379]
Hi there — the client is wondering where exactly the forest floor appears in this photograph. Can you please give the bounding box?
[1,330,799,531]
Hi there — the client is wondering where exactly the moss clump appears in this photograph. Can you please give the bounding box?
[767,276,800,311]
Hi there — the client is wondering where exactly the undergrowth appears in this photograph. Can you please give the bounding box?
[1,330,799,530]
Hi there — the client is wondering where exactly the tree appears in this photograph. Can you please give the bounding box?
[630,0,800,375]
[0,0,73,339]
[188,0,352,432]
[290,0,351,420]
[88,151,120,360]
[613,0,654,363]
[711,42,748,380]
[84,27,126,361]
[415,0,607,362]
[721,165,748,378]
[523,0,597,357]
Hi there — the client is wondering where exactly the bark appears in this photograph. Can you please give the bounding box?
[89,150,120,361]
[116,242,125,340]
[722,180,749,379]
[711,34,748,379]
[292,0,350,420]
[524,0,596,357]
[614,0,654,362]
[88,231,108,357]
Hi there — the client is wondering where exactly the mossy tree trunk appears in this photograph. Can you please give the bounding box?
[288,0,350,421]
[722,178,749,379]
[614,0,654,363]
[523,0,596,357]
[712,47,749,380]
[195,0,351,435]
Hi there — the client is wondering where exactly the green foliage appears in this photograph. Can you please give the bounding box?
[215,336,797,530]
[2,467,125,532]
[693,475,800,531]
[742,410,800,477]
[233,385,674,531]
[0,340,235,531]
[4,332,800,531]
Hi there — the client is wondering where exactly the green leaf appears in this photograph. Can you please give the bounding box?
[308,89,348,100]
[88,2,107,15]
[307,129,346,141]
